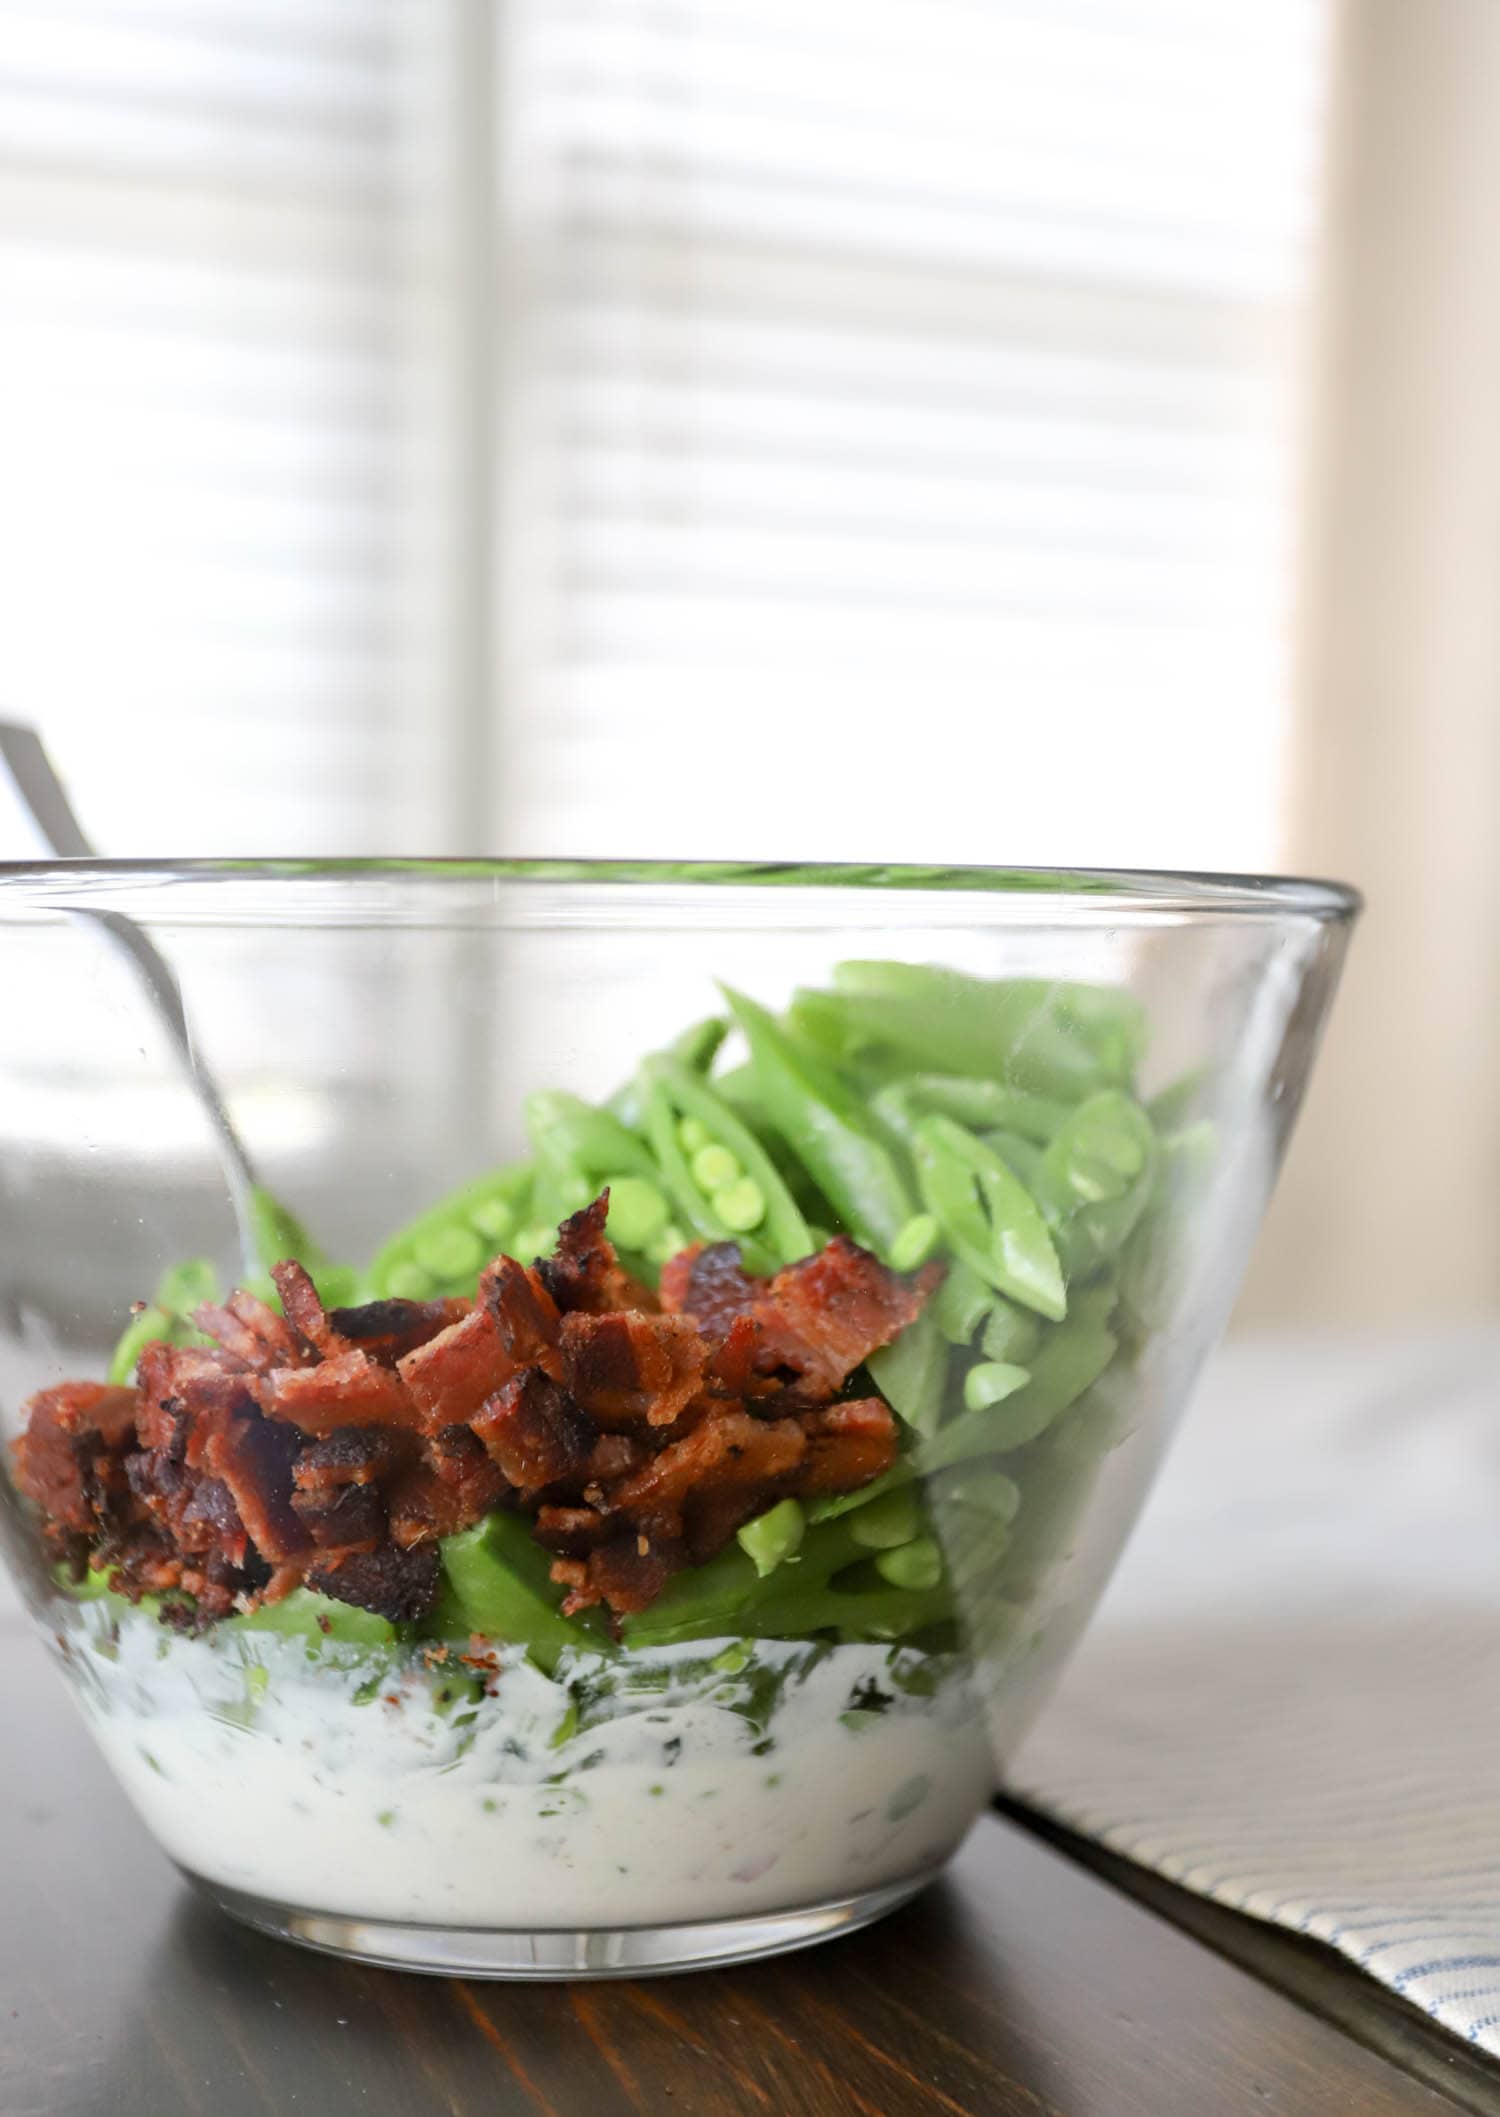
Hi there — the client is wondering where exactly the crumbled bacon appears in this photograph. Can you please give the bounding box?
[12,1190,936,1627]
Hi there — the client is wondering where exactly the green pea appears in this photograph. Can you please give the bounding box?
[470,1195,516,1244]
[937,1464,1022,1524]
[511,1225,554,1262]
[691,1143,741,1192]
[848,1486,923,1550]
[678,1116,713,1156]
[414,1224,485,1283]
[889,1212,940,1272]
[385,1260,435,1300]
[713,1177,766,1232]
[874,1538,943,1591]
[604,1176,669,1250]
[646,1221,687,1265]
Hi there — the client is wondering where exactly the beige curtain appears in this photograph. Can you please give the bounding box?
[1242,0,1500,1325]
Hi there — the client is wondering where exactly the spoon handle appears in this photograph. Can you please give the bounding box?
[0,720,261,1271]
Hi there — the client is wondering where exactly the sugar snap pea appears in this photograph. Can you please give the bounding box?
[721,985,916,1254]
[912,1114,1066,1322]
[829,963,1143,1101]
[367,1159,534,1299]
[640,1054,812,1272]
[1037,1090,1157,1277]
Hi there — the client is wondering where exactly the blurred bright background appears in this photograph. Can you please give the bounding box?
[1,0,1496,1328]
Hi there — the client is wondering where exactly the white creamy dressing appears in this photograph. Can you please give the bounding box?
[61,1616,993,1927]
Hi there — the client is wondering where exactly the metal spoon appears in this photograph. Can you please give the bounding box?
[0,719,263,1275]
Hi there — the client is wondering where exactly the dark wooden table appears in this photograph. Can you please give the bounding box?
[1,1615,1492,2117]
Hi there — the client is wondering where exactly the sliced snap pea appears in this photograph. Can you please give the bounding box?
[980,1296,1043,1367]
[912,1115,1066,1322]
[981,1131,1046,1189]
[737,1498,805,1577]
[607,1015,726,1127]
[917,1364,1045,1471]
[721,985,916,1254]
[931,1257,994,1345]
[804,1459,915,1525]
[438,1512,609,1674]
[828,964,1142,1101]
[525,1091,656,1183]
[867,1310,948,1436]
[998,1286,1119,1431]
[1038,1091,1157,1278]
[366,1160,534,1299]
[640,1054,812,1272]
[896,1075,1070,1143]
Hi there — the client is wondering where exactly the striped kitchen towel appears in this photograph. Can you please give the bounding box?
[1006,1325,1500,2054]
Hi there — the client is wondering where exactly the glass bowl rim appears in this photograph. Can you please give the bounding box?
[0,858,1360,923]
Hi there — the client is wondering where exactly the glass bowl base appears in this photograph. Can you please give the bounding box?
[191,1869,939,1979]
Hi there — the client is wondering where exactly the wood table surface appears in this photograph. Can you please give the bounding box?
[0,1617,1487,2117]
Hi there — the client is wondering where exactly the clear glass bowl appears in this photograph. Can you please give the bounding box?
[0,861,1356,1977]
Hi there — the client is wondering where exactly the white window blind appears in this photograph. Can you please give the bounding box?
[0,0,457,857]
[495,0,1332,870]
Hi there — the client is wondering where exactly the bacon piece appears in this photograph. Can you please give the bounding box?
[200,1416,311,1564]
[192,1289,307,1373]
[471,1371,592,1491]
[483,1255,564,1375]
[269,1260,338,1355]
[290,1479,385,1550]
[559,1310,708,1429]
[793,1397,899,1495]
[532,1503,610,1556]
[385,1455,505,1548]
[556,1534,678,1616]
[307,1543,441,1624]
[135,1343,257,1455]
[12,1382,139,1537]
[399,1305,504,1429]
[327,1295,469,1365]
[260,1349,413,1434]
[126,1451,251,1569]
[659,1242,758,1335]
[536,1193,657,1317]
[607,1406,805,1526]
[752,1240,941,1401]
[293,1426,407,1493]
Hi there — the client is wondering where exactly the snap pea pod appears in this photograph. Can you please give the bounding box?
[366,1159,534,1299]
[931,1257,995,1345]
[640,1054,812,1273]
[1036,1090,1157,1278]
[911,1114,1066,1322]
[438,1511,611,1674]
[866,1309,948,1436]
[893,1075,1070,1143]
[721,985,916,1255]
[828,963,1144,1101]
[981,1130,1046,1190]
[524,1092,657,1183]
[607,1015,726,1128]
[993,1283,1119,1434]
[918,1364,1038,1472]
[1117,1118,1218,1328]
[623,1510,945,1648]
